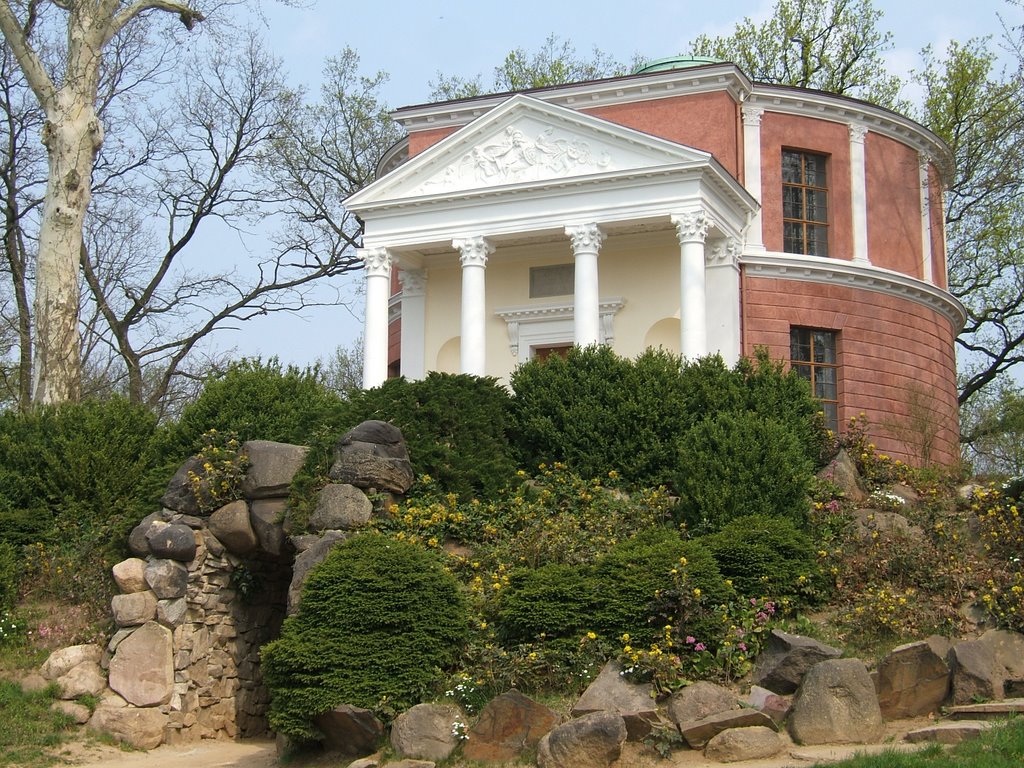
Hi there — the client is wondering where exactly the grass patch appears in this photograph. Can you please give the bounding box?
[828,718,1024,768]
[0,679,78,768]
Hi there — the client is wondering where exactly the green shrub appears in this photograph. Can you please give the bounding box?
[154,358,347,468]
[510,346,690,488]
[497,529,733,649]
[701,514,823,602]
[341,372,516,499]
[261,533,468,741]
[0,542,19,612]
[675,410,813,534]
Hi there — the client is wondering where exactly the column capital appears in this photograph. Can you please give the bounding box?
[453,236,494,268]
[565,223,606,253]
[672,210,710,244]
[741,105,764,126]
[848,123,868,144]
[360,246,393,278]
[707,238,741,266]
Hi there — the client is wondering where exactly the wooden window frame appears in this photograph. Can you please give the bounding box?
[789,327,839,433]
[782,149,830,257]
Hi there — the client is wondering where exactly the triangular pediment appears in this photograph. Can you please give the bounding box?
[347,94,715,208]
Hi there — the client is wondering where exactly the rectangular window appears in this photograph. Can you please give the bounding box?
[782,150,829,256]
[530,264,574,298]
[790,327,839,432]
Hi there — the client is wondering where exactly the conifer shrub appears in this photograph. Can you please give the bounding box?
[675,410,813,534]
[496,564,595,644]
[700,514,824,602]
[261,533,468,741]
[341,372,516,499]
[0,541,19,612]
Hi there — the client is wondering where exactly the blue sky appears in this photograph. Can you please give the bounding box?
[228,0,1021,365]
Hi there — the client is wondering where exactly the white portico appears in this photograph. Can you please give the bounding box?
[345,95,758,389]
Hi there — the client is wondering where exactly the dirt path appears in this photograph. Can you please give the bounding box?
[56,739,278,768]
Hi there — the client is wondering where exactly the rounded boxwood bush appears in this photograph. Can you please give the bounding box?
[675,410,813,534]
[261,533,468,741]
[700,514,823,602]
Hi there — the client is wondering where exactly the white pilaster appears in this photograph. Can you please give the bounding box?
[919,153,934,283]
[398,268,427,380]
[453,236,493,376]
[565,223,605,347]
[849,123,870,264]
[672,210,710,360]
[741,106,765,252]
[705,238,742,365]
[361,246,393,389]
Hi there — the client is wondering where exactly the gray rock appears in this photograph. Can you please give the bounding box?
[745,685,792,725]
[853,510,924,541]
[704,726,783,763]
[951,638,1005,704]
[88,703,168,750]
[978,629,1024,684]
[571,661,658,740]
[127,511,166,556]
[240,440,309,499]
[667,680,740,726]
[250,498,289,557]
[19,671,48,693]
[464,690,560,762]
[752,630,843,694]
[309,484,373,532]
[147,522,197,562]
[107,620,174,707]
[679,708,777,750]
[39,644,103,681]
[876,637,951,718]
[160,456,214,514]
[145,559,189,600]
[905,721,993,744]
[820,449,867,503]
[328,421,414,494]
[313,704,384,757]
[537,712,626,768]
[111,558,148,594]
[287,531,348,614]
[111,591,157,627]
[788,659,883,745]
[208,499,258,556]
[157,598,188,627]
[390,703,463,762]
[56,661,106,700]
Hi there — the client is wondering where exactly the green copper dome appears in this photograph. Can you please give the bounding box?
[632,56,724,75]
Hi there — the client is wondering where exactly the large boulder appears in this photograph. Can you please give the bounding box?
[571,661,658,739]
[144,559,189,600]
[40,644,102,681]
[308,484,373,532]
[667,681,740,726]
[328,420,414,494]
[978,629,1024,692]
[127,511,169,556]
[207,500,258,556]
[678,709,777,750]
[147,522,198,562]
[240,440,309,499]
[951,638,1005,704]
[88,703,168,750]
[56,662,107,700]
[820,449,868,503]
[160,456,214,514]
[390,702,464,762]
[752,630,842,694]
[704,726,784,763]
[313,704,384,757]
[876,636,951,718]
[111,558,148,594]
[287,530,347,614]
[111,590,158,627]
[464,690,560,762]
[788,659,883,745]
[249,498,289,558]
[107,621,174,707]
[537,712,626,768]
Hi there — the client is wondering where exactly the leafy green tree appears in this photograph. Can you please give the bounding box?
[688,0,905,109]
[960,381,1024,476]
[430,34,636,100]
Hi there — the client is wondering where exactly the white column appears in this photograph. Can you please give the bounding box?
[361,246,393,389]
[672,210,710,360]
[565,223,605,347]
[741,106,765,252]
[453,236,493,376]
[849,123,870,264]
[919,152,934,283]
[399,268,427,380]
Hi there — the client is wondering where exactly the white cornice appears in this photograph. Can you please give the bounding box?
[741,252,966,330]
[495,297,625,323]
[393,63,753,133]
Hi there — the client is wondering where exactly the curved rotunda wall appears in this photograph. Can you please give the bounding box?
[743,275,960,467]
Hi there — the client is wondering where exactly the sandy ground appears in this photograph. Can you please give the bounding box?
[53,717,934,768]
